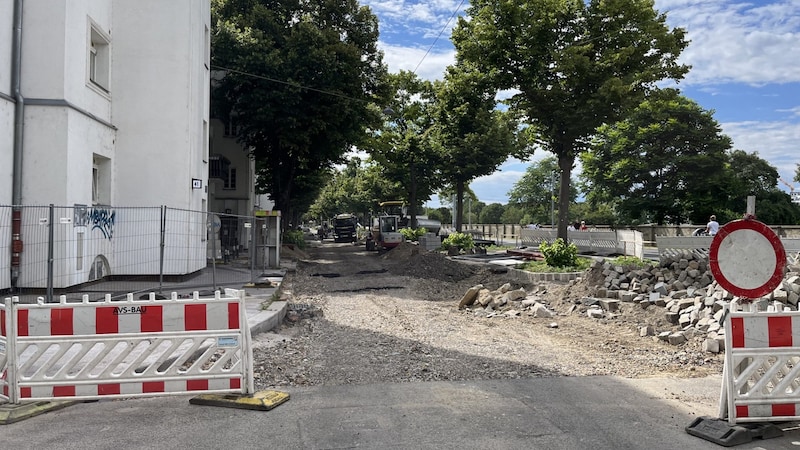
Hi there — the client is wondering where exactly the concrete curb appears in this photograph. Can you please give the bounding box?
[504,267,583,283]
[245,266,293,336]
[248,300,287,336]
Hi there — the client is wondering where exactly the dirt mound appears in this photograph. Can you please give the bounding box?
[384,243,479,282]
[282,244,310,260]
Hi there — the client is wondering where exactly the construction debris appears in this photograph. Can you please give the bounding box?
[458,250,800,354]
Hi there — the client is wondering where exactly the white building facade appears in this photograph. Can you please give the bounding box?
[1,0,212,290]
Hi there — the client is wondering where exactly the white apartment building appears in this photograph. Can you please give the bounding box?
[0,0,213,290]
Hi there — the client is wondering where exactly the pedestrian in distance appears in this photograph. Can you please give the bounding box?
[580,221,588,231]
[706,215,720,236]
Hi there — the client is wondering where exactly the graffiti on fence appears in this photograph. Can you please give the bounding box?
[87,207,115,239]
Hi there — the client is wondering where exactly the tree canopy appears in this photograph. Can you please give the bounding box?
[581,89,731,224]
[451,0,689,239]
[430,63,521,231]
[368,71,440,228]
[211,0,388,224]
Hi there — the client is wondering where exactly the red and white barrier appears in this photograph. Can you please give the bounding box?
[1,289,253,404]
[723,300,800,424]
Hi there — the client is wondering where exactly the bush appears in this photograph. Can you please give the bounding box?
[441,232,474,251]
[282,229,307,249]
[539,238,578,267]
[400,227,427,242]
[610,256,652,269]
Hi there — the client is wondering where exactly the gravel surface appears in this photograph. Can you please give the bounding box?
[252,241,724,390]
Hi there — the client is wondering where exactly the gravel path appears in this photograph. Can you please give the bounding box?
[252,241,723,390]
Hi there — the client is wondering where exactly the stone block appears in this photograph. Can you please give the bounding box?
[587,308,604,319]
[458,285,485,309]
[477,289,493,306]
[703,338,720,353]
[665,311,679,324]
[668,332,687,345]
[532,303,553,318]
[599,299,620,312]
[506,288,527,302]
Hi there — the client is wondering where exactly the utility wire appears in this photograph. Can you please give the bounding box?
[211,64,366,103]
[412,0,466,74]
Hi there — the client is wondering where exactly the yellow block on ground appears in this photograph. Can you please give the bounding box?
[189,390,290,411]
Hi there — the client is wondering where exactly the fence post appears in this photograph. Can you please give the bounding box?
[46,204,54,303]
[6,297,19,403]
[209,212,218,291]
[159,205,166,293]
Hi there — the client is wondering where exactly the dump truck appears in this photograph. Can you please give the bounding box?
[332,213,358,243]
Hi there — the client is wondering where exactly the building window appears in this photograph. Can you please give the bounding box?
[92,155,111,205]
[224,114,239,137]
[92,165,100,204]
[88,21,111,92]
[209,155,236,190]
[225,168,237,190]
[205,25,210,69]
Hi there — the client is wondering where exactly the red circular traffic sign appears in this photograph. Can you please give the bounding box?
[709,219,786,299]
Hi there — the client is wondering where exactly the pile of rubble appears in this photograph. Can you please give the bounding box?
[458,250,800,354]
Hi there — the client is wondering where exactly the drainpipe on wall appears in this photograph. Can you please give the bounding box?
[11,0,25,288]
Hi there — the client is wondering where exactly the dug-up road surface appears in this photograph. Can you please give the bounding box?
[252,241,723,410]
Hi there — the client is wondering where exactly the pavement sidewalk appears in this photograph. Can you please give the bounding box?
[242,262,292,336]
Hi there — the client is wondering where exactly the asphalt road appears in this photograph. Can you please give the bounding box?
[4,375,800,449]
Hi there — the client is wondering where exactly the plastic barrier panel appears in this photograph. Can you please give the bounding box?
[1,299,8,403]
[2,289,253,403]
[724,300,800,424]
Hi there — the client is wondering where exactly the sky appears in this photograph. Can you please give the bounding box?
[361,0,800,207]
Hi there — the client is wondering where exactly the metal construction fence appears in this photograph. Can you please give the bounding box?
[0,205,281,303]
[655,235,800,263]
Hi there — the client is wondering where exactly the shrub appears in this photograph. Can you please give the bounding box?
[441,232,474,251]
[539,238,578,267]
[400,227,427,242]
[610,256,652,269]
[283,229,307,249]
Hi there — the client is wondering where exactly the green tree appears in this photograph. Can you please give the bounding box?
[307,157,403,222]
[479,203,505,223]
[431,62,522,231]
[501,204,526,225]
[581,90,731,225]
[425,207,452,226]
[750,190,800,225]
[724,150,780,218]
[211,0,388,226]
[452,0,689,238]
[507,157,578,226]
[370,71,441,228]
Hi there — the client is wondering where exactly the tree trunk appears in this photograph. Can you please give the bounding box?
[557,145,575,242]
[455,181,465,232]
[409,159,417,229]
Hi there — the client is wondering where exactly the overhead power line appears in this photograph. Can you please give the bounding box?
[412,0,467,74]
[211,64,366,103]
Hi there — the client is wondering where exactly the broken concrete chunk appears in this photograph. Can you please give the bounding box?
[458,284,485,309]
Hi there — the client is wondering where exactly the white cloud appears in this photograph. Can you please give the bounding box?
[378,41,455,80]
[656,0,800,85]
[722,119,800,185]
